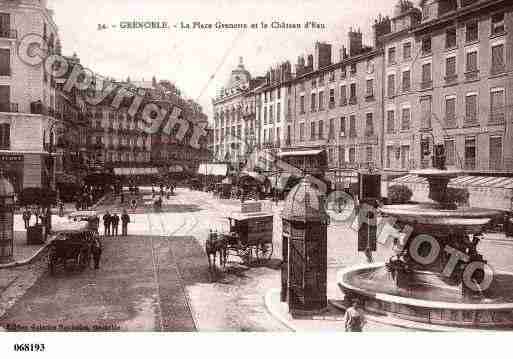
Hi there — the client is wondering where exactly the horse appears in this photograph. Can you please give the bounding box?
[205,232,227,272]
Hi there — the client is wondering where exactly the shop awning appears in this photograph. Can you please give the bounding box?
[392,174,513,189]
[279,149,324,157]
[221,177,232,185]
[389,174,513,211]
[197,163,228,176]
[268,173,301,191]
[113,168,159,176]
[239,171,267,184]
[169,165,184,173]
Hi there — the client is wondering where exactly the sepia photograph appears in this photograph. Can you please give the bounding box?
[0,0,513,356]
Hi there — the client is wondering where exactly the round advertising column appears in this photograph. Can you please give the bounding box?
[0,174,15,264]
[281,177,329,316]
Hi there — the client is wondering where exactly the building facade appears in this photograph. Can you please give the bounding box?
[380,0,513,174]
[212,58,264,167]
[0,0,61,193]
[212,0,513,178]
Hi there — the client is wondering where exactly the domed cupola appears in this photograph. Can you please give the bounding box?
[226,57,251,91]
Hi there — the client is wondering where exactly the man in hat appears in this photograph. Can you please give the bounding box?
[344,300,366,332]
[103,211,112,237]
[111,212,120,237]
[121,209,130,237]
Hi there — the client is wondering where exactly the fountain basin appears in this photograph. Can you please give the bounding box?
[338,263,513,328]
[379,204,501,234]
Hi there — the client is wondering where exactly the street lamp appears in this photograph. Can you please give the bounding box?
[0,172,15,264]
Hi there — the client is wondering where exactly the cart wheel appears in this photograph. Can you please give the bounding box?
[240,247,252,264]
[77,252,85,270]
[256,243,273,261]
[48,253,56,275]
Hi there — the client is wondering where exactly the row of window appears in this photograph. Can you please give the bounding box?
[417,13,505,58]
[325,146,374,166]
[262,102,281,124]
[296,113,377,142]
[104,152,150,163]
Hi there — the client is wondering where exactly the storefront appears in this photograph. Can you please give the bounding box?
[0,152,55,195]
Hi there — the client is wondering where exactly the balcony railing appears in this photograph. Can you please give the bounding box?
[464,116,478,126]
[444,74,458,85]
[0,29,17,39]
[0,102,19,113]
[444,117,457,128]
[420,80,433,90]
[465,70,479,82]
[489,112,505,125]
[491,65,506,76]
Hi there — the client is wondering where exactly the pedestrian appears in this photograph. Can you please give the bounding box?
[111,212,120,236]
[103,211,111,237]
[344,300,366,332]
[58,200,64,217]
[131,198,137,209]
[121,209,130,236]
[22,209,31,229]
[120,191,124,204]
[91,236,102,270]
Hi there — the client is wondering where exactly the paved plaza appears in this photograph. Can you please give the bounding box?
[1,187,513,331]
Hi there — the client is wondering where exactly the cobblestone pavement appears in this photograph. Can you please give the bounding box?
[2,187,513,332]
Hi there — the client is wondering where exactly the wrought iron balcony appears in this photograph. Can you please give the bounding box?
[0,29,17,39]
[465,70,479,82]
[420,80,433,90]
[444,74,458,85]
[489,112,505,125]
[0,102,19,113]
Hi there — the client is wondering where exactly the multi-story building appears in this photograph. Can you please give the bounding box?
[287,38,385,175]
[0,0,61,193]
[380,0,513,173]
[212,58,265,167]
[256,61,293,152]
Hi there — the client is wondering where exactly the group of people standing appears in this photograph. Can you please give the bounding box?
[102,210,131,237]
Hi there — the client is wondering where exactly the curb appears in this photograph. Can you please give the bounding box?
[264,288,488,332]
[264,288,296,332]
[0,241,52,270]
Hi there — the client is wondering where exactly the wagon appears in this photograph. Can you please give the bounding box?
[48,222,98,275]
[223,210,274,262]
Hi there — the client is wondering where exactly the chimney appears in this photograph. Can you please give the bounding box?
[295,56,305,76]
[281,61,292,81]
[348,27,363,57]
[372,14,391,48]
[339,46,349,61]
[314,42,332,70]
[306,54,313,71]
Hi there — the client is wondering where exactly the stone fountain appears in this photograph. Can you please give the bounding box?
[337,165,513,328]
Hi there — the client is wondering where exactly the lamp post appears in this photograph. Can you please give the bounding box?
[0,172,15,264]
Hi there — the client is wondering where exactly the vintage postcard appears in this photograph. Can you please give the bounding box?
[1,0,513,355]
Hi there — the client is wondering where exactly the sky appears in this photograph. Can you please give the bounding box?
[48,0,398,119]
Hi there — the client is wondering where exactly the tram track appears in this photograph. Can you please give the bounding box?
[144,191,199,331]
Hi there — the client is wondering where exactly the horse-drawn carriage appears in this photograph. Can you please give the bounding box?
[48,222,99,275]
[206,204,274,271]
